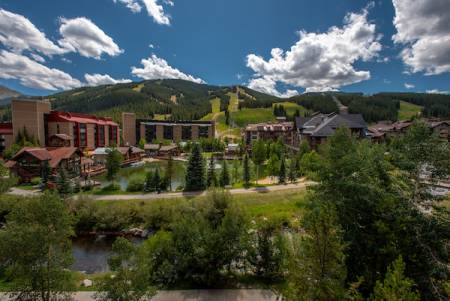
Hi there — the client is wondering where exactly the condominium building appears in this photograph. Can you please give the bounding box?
[10,99,119,151]
[122,112,215,146]
[0,122,13,155]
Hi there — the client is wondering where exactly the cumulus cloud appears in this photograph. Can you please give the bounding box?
[113,0,142,13]
[131,54,204,83]
[404,83,415,89]
[58,17,123,59]
[84,73,132,86]
[141,0,171,25]
[0,50,81,90]
[392,0,450,75]
[426,89,450,94]
[245,6,381,95]
[248,77,298,98]
[0,8,65,56]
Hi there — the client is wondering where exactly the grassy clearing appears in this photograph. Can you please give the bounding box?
[398,101,422,120]
[227,92,240,112]
[132,83,145,92]
[210,97,221,114]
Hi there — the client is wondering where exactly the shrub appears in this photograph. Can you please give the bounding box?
[102,183,121,192]
[30,177,41,186]
[127,176,144,192]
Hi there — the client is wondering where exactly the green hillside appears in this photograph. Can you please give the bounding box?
[46,80,278,123]
[398,101,422,120]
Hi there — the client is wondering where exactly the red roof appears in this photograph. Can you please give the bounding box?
[46,111,118,126]
[0,122,13,135]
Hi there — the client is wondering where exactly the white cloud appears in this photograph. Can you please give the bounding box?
[141,0,171,25]
[131,54,204,83]
[248,76,298,98]
[392,0,450,75]
[58,17,123,59]
[149,44,155,49]
[0,8,65,56]
[0,50,81,90]
[426,89,450,95]
[113,0,142,13]
[245,6,381,95]
[404,83,415,89]
[84,73,132,86]
[30,53,46,63]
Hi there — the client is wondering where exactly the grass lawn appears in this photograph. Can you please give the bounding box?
[398,101,422,120]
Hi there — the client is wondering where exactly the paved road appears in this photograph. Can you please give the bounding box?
[83,181,312,201]
[0,289,279,301]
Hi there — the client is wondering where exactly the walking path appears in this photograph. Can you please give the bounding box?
[83,181,312,201]
[0,289,278,301]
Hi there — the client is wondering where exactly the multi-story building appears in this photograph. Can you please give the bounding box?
[0,122,13,156]
[10,99,119,150]
[244,121,295,146]
[122,112,215,146]
[369,119,450,141]
[295,113,367,148]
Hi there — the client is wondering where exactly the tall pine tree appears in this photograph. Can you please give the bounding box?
[206,155,217,188]
[279,155,286,184]
[220,160,230,188]
[184,143,205,191]
[243,152,251,188]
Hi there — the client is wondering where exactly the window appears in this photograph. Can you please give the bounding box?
[97,125,105,147]
[182,126,192,140]
[0,135,5,153]
[163,125,173,140]
[56,124,60,134]
[79,123,87,147]
[145,125,156,143]
[73,123,79,147]
[199,126,209,138]
[109,126,117,145]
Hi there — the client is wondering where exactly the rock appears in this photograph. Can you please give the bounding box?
[82,279,93,287]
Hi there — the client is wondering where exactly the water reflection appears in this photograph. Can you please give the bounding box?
[71,235,143,274]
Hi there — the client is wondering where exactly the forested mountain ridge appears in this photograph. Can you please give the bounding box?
[47,79,279,122]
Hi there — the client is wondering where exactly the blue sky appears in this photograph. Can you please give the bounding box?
[0,0,449,96]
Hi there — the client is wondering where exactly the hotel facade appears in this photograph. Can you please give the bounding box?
[122,112,215,146]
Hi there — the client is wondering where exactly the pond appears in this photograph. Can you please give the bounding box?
[71,235,144,274]
[94,160,187,191]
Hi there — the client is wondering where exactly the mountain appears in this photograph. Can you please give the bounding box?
[47,79,279,122]
[0,85,22,106]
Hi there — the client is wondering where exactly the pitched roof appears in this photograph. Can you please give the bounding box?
[10,147,82,168]
[47,147,83,168]
[297,113,367,137]
[159,144,178,151]
[144,144,160,150]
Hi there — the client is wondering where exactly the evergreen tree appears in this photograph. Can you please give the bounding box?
[288,158,297,183]
[285,202,347,301]
[206,156,217,188]
[278,155,286,184]
[243,152,251,188]
[152,168,161,193]
[106,148,123,182]
[219,160,230,188]
[166,154,174,191]
[40,160,52,190]
[225,109,230,126]
[184,143,206,191]
[252,139,266,184]
[144,170,154,192]
[370,257,420,301]
[56,166,72,197]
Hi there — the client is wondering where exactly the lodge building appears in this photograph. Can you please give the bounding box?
[9,99,119,151]
[122,112,215,146]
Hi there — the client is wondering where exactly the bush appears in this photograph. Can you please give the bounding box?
[0,176,18,194]
[126,176,144,192]
[30,177,41,186]
[102,183,121,192]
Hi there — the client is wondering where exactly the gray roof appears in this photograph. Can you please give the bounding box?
[296,113,367,137]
